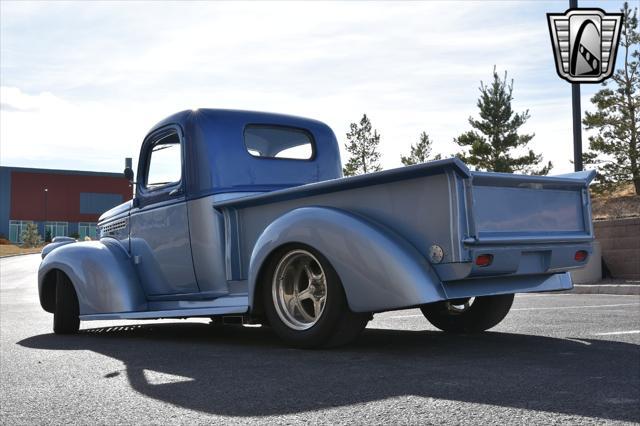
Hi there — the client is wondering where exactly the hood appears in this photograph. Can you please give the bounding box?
[98,199,133,223]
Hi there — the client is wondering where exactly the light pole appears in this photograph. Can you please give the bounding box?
[570,0,583,171]
[44,187,48,241]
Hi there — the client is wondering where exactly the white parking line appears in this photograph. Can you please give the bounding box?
[594,330,640,336]
[518,293,639,298]
[382,303,640,319]
[385,314,423,319]
[564,338,591,345]
[511,303,640,311]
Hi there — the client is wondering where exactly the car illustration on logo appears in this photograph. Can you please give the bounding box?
[547,8,623,83]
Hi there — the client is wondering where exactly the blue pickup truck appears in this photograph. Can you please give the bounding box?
[38,109,595,347]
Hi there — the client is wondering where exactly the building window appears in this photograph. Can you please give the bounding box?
[79,193,123,215]
[9,220,34,243]
[45,221,68,241]
[78,222,98,240]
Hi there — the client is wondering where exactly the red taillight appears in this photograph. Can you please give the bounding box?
[575,250,588,262]
[475,254,493,267]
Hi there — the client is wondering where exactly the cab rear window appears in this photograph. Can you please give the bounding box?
[244,125,314,160]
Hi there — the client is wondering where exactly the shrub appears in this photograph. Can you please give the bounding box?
[21,223,42,248]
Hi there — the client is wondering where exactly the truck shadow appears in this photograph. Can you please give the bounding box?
[18,323,639,422]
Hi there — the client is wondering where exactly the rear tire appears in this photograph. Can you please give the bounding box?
[420,294,514,333]
[263,244,369,348]
[53,273,80,334]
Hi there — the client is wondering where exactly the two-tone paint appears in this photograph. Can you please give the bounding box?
[37,109,595,322]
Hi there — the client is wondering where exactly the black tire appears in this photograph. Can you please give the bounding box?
[53,272,80,334]
[263,244,370,348]
[420,294,514,333]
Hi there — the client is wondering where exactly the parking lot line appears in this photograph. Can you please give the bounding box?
[518,293,639,297]
[594,330,640,336]
[385,314,423,319]
[382,302,640,319]
[511,303,640,311]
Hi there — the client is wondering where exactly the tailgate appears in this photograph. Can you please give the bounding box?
[434,169,596,282]
[467,170,595,245]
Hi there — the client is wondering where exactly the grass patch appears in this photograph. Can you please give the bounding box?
[0,245,43,257]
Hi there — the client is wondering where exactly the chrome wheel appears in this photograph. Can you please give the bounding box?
[272,249,328,331]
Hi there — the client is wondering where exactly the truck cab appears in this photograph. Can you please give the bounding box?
[101,109,341,301]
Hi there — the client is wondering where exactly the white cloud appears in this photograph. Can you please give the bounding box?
[1,1,609,175]
[0,86,162,171]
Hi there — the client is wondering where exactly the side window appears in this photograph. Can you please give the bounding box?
[145,131,182,189]
[244,125,314,160]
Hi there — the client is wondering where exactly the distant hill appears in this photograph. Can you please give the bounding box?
[591,183,640,220]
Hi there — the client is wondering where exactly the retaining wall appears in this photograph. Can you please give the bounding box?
[594,217,640,280]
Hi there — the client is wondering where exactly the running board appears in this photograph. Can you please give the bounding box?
[80,305,248,321]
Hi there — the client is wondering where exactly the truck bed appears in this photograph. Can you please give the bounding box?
[214,158,594,285]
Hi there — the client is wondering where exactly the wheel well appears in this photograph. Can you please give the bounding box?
[251,243,307,316]
[40,269,74,313]
[40,270,58,313]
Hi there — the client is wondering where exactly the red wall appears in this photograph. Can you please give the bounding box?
[10,171,131,222]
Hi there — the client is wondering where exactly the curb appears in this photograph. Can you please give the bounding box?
[568,284,640,296]
[0,252,42,259]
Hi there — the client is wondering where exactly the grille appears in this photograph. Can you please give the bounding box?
[99,218,127,236]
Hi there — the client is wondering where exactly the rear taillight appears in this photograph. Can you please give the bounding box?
[475,254,493,267]
[575,250,588,262]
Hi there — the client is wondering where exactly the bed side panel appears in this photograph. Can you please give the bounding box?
[234,173,464,280]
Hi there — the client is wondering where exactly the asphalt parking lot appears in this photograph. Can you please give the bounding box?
[1,254,639,425]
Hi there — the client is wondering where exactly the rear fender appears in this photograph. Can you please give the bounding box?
[248,207,446,313]
[38,239,147,315]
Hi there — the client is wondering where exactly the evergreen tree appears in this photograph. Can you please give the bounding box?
[455,67,552,175]
[400,132,442,166]
[20,223,41,248]
[343,114,382,176]
[583,2,640,194]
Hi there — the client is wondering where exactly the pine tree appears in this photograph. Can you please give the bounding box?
[583,2,640,194]
[400,132,442,166]
[343,114,382,176]
[21,223,41,248]
[455,67,552,175]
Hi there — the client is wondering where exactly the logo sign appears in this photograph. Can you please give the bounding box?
[547,8,623,83]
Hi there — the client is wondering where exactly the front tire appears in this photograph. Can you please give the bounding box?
[53,273,80,334]
[263,244,369,348]
[420,294,514,333]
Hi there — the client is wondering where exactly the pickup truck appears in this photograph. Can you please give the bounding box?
[38,109,595,348]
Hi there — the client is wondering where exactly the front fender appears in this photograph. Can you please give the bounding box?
[38,239,147,315]
[248,207,446,313]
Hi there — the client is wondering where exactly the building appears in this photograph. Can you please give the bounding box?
[0,166,132,243]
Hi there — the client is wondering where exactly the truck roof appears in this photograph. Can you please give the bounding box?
[148,108,332,136]
[143,109,343,199]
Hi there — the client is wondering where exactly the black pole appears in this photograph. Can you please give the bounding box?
[44,187,48,241]
[570,0,583,171]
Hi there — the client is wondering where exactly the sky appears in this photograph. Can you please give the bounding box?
[0,0,629,175]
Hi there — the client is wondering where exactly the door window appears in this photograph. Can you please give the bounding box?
[145,132,182,189]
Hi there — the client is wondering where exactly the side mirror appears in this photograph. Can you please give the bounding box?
[124,167,134,182]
